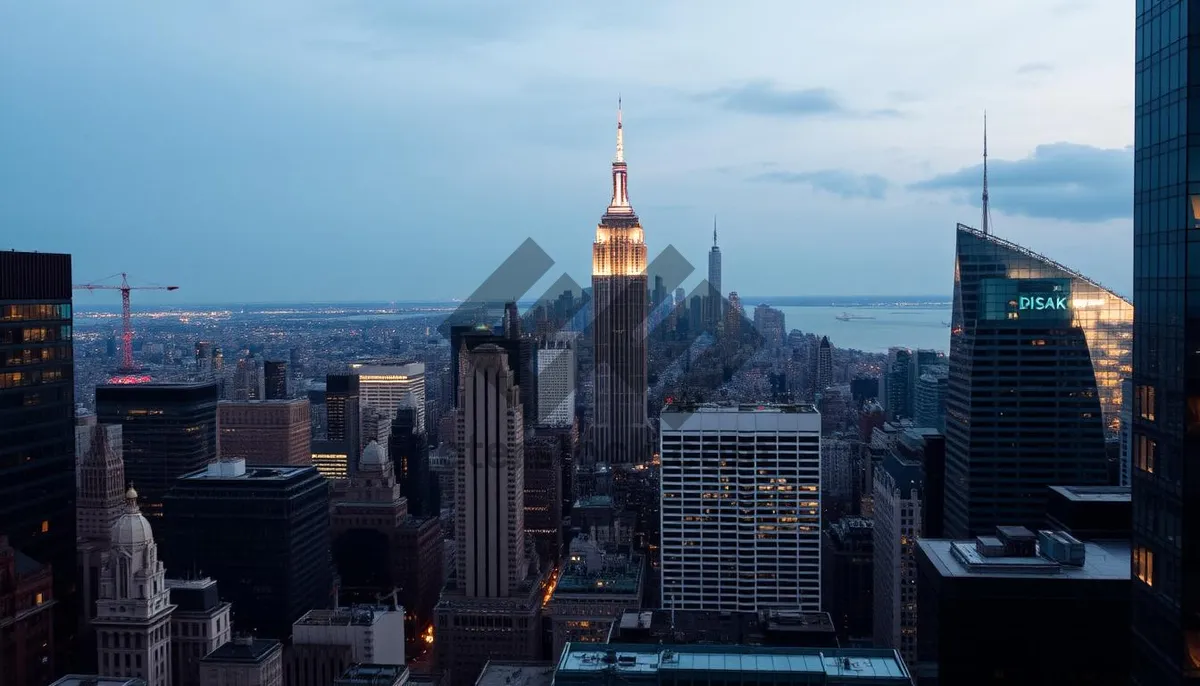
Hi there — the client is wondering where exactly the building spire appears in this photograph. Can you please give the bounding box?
[713,215,718,248]
[982,111,990,236]
[615,96,624,163]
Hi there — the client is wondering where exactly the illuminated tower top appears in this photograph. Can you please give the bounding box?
[603,98,636,222]
[595,99,646,278]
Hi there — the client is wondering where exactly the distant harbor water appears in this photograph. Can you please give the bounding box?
[773,305,951,354]
[76,298,953,354]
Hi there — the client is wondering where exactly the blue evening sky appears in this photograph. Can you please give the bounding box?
[0,1,1132,304]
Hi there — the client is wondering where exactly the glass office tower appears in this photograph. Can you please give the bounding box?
[1132,2,1200,683]
[944,224,1132,538]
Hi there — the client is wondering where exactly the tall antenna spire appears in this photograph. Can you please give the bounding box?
[713,215,718,248]
[982,111,991,236]
[615,96,624,163]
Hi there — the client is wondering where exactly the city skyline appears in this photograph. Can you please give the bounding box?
[0,1,1131,303]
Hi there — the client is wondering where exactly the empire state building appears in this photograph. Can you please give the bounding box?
[592,101,649,465]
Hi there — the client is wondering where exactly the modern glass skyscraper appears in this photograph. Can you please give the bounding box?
[944,224,1132,538]
[1132,2,1199,682]
[0,250,77,670]
[592,102,649,465]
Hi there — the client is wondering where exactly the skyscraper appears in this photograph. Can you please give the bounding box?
[882,347,913,421]
[660,403,822,612]
[872,452,923,667]
[76,422,125,649]
[263,360,288,400]
[436,345,542,686]
[591,102,649,465]
[1131,4,1198,682]
[217,399,311,466]
[536,333,577,427]
[814,336,833,394]
[352,362,426,434]
[0,250,77,668]
[708,218,722,328]
[944,224,1132,538]
[161,459,332,641]
[95,381,220,516]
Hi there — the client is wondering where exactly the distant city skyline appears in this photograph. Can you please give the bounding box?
[0,1,1132,302]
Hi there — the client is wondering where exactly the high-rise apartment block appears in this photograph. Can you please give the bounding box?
[217,399,311,466]
[96,381,219,516]
[0,250,77,669]
[944,225,1132,538]
[660,403,822,612]
[591,105,650,466]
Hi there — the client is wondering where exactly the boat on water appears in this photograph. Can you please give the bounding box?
[942,321,951,327]
[835,312,877,322]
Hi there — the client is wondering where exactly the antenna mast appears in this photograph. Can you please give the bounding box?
[982,112,992,236]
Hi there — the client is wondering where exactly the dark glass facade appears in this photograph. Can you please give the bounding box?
[263,360,288,400]
[95,382,219,516]
[161,463,332,641]
[944,225,1132,538]
[1132,1,1200,682]
[389,406,438,517]
[0,250,77,670]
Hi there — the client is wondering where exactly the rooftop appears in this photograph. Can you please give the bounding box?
[1049,485,1131,503]
[610,609,836,648]
[662,402,818,414]
[474,661,555,686]
[202,637,281,664]
[165,577,217,591]
[574,495,614,509]
[554,553,643,596]
[296,606,394,627]
[50,677,146,686]
[556,644,910,684]
[918,538,1130,580]
[180,458,313,482]
[336,664,409,686]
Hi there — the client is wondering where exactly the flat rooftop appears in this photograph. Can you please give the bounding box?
[557,644,910,684]
[574,495,614,509]
[662,402,818,414]
[165,577,217,591]
[296,606,393,627]
[554,555,643,596]
[202,638,280,664]
[918,539,1130,580]
[610,609,836,647]
[51,677,146,686]
[337,664,409,685]
[1049,485,1131,503]
[475,661,555,686]
[661,404,821,433]
[179,461,312,482]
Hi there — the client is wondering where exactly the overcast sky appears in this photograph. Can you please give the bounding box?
[0,1,1133,304]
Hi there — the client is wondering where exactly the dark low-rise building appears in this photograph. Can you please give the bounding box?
[1044,485,1131,540]
[916,526,1130,685]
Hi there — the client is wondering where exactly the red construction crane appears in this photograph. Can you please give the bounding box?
[74,273,179,373]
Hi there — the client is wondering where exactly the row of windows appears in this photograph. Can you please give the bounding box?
[0,304,71,322]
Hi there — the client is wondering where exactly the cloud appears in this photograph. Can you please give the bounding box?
[696,81,898,118]
[752,169,890,199]
[909,142,1132,222]
[1017,62,1054,74]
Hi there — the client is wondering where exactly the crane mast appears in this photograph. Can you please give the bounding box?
[73,272,179,377]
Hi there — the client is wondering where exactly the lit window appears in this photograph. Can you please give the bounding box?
[1135,546,1155,587]
[40,520,48,533]
[1190,195,1200,228]
[35,592,43,605]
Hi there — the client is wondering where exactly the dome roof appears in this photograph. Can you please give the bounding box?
[360,440,387,469]
[111,485,154,548]
[111,509,154,548]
